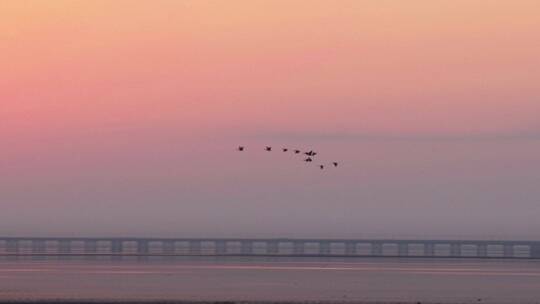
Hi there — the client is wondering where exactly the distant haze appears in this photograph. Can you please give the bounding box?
[1,1,539,240]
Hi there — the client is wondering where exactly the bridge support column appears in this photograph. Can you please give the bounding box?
[216,241,227,255]
[372,243,383,256]
[319,241,331,255]
[32,240,46,254]
[530,244,540,259]
[111,240,123,254]
[293,241,305,255]
[424,243,435,256]
[57,240,72,260]
[189,241,202,254]
[345,242,357,255]
[398,243,408,256]
[241,241,253,254]
[163,241,175,254]
[477,244,488,257]
[504,244,514,258]
[137,240,149,255]
[59,240,72,254]
[6,240,19,254]
[84,240,98,253]
[450,243,461,257]
[136,240,149,261]
[267,241,279,255]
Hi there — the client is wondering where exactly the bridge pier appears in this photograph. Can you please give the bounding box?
[57,240,72,260]
[6,240,19,254]
[530,244,540,259]
[216,240,227,254]
[84,240,98,254]
[32,240,46,254]
[477,244,488,257]
[267,241,279,254]
[319,241,331,255]
[58,240,71,254]
[372,243,383,256]
[504,244,514,258]
[241,241,253,254]
[137,240,149,255]
[163,241,175,254]
[111,240,123,254]
[31,240,46,260]
[450,243,461,257]
[136,240,150,261]
[345,242,356,255]
[424,243,435,256]
[189,241,202,254]
[398,243,408,256]
[293,241,305,255]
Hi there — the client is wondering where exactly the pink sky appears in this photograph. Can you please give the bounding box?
[1,1,539,238]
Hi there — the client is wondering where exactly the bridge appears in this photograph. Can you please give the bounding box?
[1,237,539,259]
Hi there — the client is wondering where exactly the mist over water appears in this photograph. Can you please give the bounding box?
[1,134,539,240]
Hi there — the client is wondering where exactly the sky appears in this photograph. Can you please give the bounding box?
[1,0,539,239]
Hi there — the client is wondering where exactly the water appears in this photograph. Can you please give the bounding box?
[1,256,539,303]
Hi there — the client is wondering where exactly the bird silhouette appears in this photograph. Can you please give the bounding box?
[236,145,339,172]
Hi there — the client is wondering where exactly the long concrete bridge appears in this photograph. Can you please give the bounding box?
[1,237,539,259]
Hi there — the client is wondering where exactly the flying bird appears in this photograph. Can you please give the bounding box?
[304,150,316,156]
[235,145,339,172]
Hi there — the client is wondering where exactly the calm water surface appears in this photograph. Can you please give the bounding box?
[0,256,539,303]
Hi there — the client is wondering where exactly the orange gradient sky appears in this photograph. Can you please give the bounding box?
[1,1,539,238]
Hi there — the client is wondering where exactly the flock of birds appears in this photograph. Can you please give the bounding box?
[237,146,338,170]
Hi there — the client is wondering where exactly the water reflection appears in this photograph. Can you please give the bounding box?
[1,256,540,303]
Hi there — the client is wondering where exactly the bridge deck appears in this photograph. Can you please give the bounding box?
[1,237,539,259]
